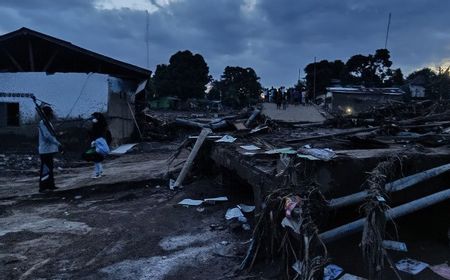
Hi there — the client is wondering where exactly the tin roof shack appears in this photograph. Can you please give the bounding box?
[324,87,405,115]
[0,27,151,147]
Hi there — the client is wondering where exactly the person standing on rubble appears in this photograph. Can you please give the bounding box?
[38,106,62,193]
[276,88,282,109]
[82,112,111,178]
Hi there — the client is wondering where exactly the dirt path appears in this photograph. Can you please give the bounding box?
[261,102,326,123]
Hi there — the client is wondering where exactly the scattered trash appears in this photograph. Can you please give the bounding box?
[237,216,248,223]
[74,195,82,200]
[430,263,450,279]
[225,207,244,220]
[242,223,251,231]
[220,241,230,246]
[339,273,367,280]
[240,145,261,151]
[204,196,229,203]
[297,147,336,161]
[264,147,296,155]
[196,207,205,212]
[215,135,237,143]
[237,204,255,213]
[210,223,226,231]
[395,258,429,275]
[110,143,138,155]
[296,154,320,160]
[292,260,303,274]
[169,179,177,190]
[249,125,268,134]
[178,199,203,206]
[382,240,407,252]
[242,152,257,156]
[281,217,301,234]
[324,264,344,280]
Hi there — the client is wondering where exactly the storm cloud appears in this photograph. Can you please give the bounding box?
[0,0,449,86]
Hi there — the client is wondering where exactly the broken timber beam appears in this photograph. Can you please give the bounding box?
[286,127,379,143]
[173,128,211,188]
[329,163,450,209]
[245,108,261,128]
[320,188,450,243]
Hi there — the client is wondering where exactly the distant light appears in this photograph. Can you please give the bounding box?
[345,107,353,115]
[260,92,265,99]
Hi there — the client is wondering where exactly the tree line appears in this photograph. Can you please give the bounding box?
[148,49,450,108]
[149,50,262,108]
[303,49,450,99]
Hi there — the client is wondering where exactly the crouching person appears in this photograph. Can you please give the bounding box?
[82,137,110,178]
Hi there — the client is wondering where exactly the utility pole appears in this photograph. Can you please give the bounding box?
[384,12,391,49]
[146,10,150,69]
[313,56,317,101]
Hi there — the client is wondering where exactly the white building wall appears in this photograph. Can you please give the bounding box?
[0,72,109,124]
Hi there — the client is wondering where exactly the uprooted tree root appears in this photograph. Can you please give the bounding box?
[240,158,328,280]
[360,157,402,280]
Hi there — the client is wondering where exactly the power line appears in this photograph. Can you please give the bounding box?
[384,12,391,49]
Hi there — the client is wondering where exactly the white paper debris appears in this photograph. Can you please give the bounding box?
[382,240,408,252]
[225,207,244,220]
[178,199,203,206]
[237,204,255,213]
[240,145,261,151]
[395,258,429,275]
[215,135,237,143]
[324,264,344,280]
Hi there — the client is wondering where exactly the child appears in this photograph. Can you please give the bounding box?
[82,112,111,178]
[83,136,110,178]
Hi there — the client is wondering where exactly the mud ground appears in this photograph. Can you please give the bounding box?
[0,177,255,280]
[1,143,449,279]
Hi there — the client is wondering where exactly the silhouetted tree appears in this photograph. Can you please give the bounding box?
[344,49,393,86]
[153,50,211,100]
[211,66,262,107]
[304,60,345,96]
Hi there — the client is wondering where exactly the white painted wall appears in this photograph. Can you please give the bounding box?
[0,72,109,124]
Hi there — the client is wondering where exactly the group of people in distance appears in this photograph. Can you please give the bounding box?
[37,107,111,193]
[263,87,309,110]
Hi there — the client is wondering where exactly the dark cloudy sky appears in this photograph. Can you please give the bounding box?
[0,0,449,86]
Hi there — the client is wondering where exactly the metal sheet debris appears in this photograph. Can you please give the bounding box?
[324,264,344,280]
[215,135,237,143]
[339,273,366,280]
[204,196,229,202]
[297,147,336,161]
[430,263,450,279]
[382,240,407,252]
[178,199,204,206]
[237,204,255,213]
[264,147,296,154]
[240,145,261,151]
[395,258,429,275]
[225,207,244,220]
[110,144,138,155]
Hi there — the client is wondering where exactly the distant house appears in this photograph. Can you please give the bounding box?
[0,27,151,145]
[323,87,405,115]
[407,76,426,98]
